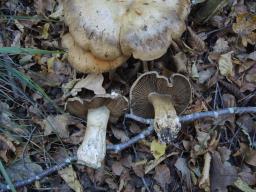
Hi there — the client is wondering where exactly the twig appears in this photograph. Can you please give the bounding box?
[178,107,256,122]
[1,107,256,191]
[107,126,154,152]
[0,157,77,192]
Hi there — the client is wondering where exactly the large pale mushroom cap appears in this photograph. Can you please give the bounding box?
[120,0,190,60]
[62,0,190,73]
[130,71,192,118]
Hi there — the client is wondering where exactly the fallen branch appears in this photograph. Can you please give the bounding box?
[107,126,154,152]
[0,157,77,192]
[0,107,255,191]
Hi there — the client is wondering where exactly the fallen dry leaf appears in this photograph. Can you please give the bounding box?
[210,151,238,192]
[218,51,234,77]
[112,161,124,176]
[239,167,256,186]
[58,165,83,192]
[187,27,206,53]
[150,139,166,160]
[154,164,171,190]
[40,113,78,138]
[70,73,106,96]
[6,157,43,182]
[0,135,16,162]
[111,126,129,142]
[199,152,211,191]
[145,152,178,174]
[234,178,256,192]
[239,143,256,167]
[232,13,256,46]
[175,157,192,190]
[213,38,230,53]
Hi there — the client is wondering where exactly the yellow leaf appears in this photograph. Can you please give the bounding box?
[58,165,83,192]
[150,139,166,160]
[42,23,50,39]
[218,51,234,77]
[232,13,256,46]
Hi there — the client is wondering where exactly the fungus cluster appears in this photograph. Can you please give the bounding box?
[63,0,192,169]
[62,0,190,73]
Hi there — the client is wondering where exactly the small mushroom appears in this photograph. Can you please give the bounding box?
[62,0,190,73]
[66,94,128,168]
[130,71,191,143]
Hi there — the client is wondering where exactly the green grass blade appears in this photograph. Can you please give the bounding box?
[0,160,16,192]
[0,47,64,55]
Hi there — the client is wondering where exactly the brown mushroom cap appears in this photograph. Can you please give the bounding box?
[65,93,128,122]
[130,71,191,118]
[62,0,190,73]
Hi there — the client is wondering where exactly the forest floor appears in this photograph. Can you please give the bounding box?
[0,0,256,191]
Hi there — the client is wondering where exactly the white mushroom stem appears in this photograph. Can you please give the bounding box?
[148,92,181,143]
[77,106,110,168]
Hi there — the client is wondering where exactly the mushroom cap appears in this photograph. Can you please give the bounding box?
[120,0,190,60]
[65,93,128,122]
[130,71,192,118]
[62,0,190,72]
[62,33,129,73]
[63,0,127,60]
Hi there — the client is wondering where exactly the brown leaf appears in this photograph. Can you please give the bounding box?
[40,113,78,139]
[112,161,124,176]
[34,0,56,15]
[232,13,256,46]
[241,144,256,167]
[213,38,230,54]
[58,165,83,192]
[239,169,256,186]
[70,74,106,96]
[175,157,192,190]
[0,135,16,162]
[154,164,171,190]
[210,151,238,192]
[111,126,129,142]
[6,157,43,181]
[217,146,231,162]
[187,27,206,53]
[132,161,145,177]
[218,51,234,77]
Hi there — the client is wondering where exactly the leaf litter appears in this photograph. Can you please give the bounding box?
[0,0,256,191]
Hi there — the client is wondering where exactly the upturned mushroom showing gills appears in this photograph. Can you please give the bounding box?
[62,0,190,73]
[65,94,128,168]
[130,71,192,143]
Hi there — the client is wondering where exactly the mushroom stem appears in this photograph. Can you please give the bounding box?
[77,106,110,168]
[148,92,181,143]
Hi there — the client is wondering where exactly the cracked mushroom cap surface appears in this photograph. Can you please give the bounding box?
[65,93,128,122]
[62,0,190,73]
[130,71,192,118]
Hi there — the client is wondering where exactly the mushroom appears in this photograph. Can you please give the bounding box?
[130,71,191,143]
[66,93,128,168]
[62,0,190,73]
